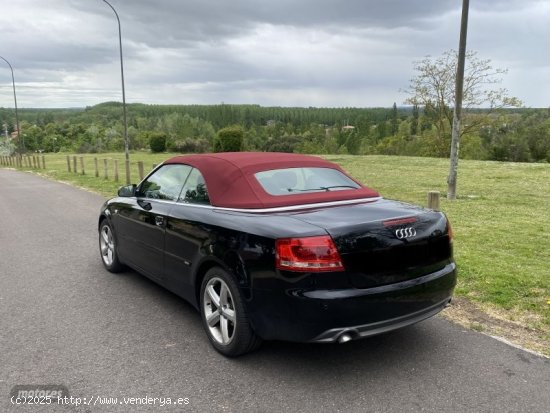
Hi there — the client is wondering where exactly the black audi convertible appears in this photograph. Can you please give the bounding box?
[98,152,456,356]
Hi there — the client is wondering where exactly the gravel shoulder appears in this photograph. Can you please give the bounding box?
[442,296,549,357]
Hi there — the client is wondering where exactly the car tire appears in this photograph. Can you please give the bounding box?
[99,220,124,273]
[200,267,262,357]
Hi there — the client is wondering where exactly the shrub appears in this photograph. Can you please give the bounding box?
[169,137,211,153]
[214,125,243,152]
[264,135,301,153]
[149,132,167,153]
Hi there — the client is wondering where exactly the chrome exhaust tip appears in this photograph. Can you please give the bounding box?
[338,333,352,344]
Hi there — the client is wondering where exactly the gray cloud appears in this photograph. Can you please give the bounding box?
[0,0,548,108]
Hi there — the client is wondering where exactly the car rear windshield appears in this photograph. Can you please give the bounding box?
[255,167,360,196]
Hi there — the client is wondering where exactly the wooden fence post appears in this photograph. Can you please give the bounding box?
[103,159,108,180]
[32,156,37,169]
[42,155,46,169]
[138,161,144,181]
[67,155,71,172]
[73,156,77,174]
[94,157,99,177]
[427,191,440,211]
[80,157,85,175]
[114,160,119,182]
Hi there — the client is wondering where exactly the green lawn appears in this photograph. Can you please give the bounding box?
[4,151,550,343]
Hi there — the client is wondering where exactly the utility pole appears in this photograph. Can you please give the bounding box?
[447,0,470,200]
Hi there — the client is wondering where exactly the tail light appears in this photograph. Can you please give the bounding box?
[275,235,345,272]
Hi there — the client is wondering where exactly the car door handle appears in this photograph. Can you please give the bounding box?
[137,199,152,211]
[155,216,165,227]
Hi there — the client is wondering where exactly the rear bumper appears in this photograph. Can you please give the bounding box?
[249,262,456,342]
[310,297,451,343]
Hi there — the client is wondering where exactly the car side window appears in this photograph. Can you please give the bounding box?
[138,164,192,201]
[178,168,210,205]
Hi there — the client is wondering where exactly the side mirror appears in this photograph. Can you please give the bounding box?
[117,184,136,197]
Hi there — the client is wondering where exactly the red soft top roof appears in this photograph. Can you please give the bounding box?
[164,152,379,209]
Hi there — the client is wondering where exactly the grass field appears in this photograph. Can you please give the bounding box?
[4,151,550,352]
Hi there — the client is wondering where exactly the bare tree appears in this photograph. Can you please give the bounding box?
[403,48,521,199]
[403,50,522,141]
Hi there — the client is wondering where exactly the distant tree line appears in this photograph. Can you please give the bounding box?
[1,102,549,162]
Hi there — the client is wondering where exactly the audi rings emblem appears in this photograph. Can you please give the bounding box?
[395,227,417,239]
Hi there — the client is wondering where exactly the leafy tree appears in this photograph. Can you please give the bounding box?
[391,102,398,135]
[345,131,361,155]
[411,104,419,136]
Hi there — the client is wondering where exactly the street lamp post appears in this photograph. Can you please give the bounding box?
[0,55,23,152]
[102,0,130,184]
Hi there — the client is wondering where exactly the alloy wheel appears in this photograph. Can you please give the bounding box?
[203,277,236,345]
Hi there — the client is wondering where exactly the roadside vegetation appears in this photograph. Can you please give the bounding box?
[3,151,548,354]
[2,103,550,163]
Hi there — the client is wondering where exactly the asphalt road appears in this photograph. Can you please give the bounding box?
[1,168,549,413]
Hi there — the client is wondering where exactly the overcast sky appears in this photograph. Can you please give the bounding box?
[0,0,548,108]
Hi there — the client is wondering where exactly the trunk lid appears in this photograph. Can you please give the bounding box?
[288,198,453,288]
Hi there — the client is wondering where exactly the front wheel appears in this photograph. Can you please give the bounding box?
[200,267,261,357]
[99,220,123,273]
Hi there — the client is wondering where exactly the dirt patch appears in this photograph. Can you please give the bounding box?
[441,296,549,357]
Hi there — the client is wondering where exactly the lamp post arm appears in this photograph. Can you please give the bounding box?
[0,55,22,151]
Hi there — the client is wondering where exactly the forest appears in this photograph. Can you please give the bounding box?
[1,102,549,163]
